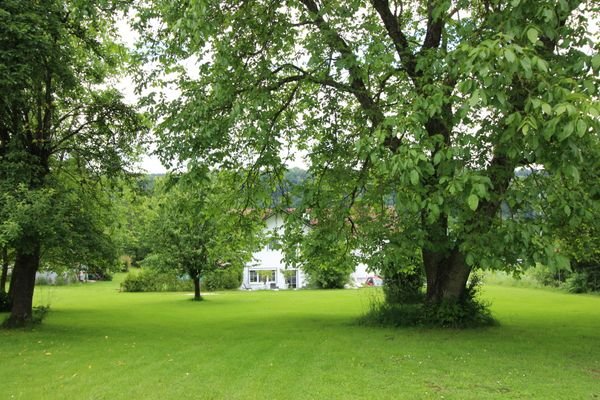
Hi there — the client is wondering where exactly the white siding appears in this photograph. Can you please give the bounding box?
[242,213,308,289]
[242,212,378,290]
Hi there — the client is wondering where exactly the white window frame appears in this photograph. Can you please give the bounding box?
[249,269,276,283]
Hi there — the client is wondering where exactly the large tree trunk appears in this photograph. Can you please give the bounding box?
[192,274,202,301]
[1,246,8,294]
[423,248,471,304]
[4,241,40,327]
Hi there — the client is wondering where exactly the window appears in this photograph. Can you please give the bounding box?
[249,269,275,283]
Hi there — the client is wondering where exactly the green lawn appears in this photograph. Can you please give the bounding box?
[1,277,598,400]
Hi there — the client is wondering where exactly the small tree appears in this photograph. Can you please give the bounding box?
[144,171,262,301]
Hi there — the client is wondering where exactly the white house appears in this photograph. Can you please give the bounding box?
[241,211,377,290]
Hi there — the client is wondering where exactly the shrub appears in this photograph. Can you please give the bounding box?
[359,302,424,327]
[120,269,193,292]
[382,268,424,305]
[360,273,495,328]
[203,267,242,291]
[529,264,568,287]
[564,271,590,294]
[307,268,349,289]
[118,255,133,272]
[35,274,54,286]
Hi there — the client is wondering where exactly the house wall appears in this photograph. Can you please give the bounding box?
[242,213,308,289]
[242,212,379,290]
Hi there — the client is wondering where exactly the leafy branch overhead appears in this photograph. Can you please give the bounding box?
[136,0,598,308]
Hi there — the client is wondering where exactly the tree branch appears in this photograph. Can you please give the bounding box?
[369,0,418,79]
[298,0,392,148]
[422,0,445,50]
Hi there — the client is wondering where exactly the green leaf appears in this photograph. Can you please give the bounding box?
[409,170,419,186]
[563,205,571,216]
[555,104,566,115]
[433,152,442,165]
[541,103,552,115]
[504,48,516,63]
[576,119,587,136]
[526,28,539,44]
[467,194,479,211]
[555,254,571,271]
[468,90,480,107]
[466,253,475,266]
[520,57,532,77]
[583,80,595,94]
[536,58,548,72]
[592,54,600,69]
[565,165,580,183]
[557,121,574,141]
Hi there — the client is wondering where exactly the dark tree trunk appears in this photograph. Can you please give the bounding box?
[193,274,202,301]
[1,247,8,294]
[423,248,471,303]
[4,241,40,327]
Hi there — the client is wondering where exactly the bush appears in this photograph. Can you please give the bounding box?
[120,269,193,292]
[35,272,77,286]
[307,268,349,289]
[530,265,561,287]
[202,267,242,291]
[382,269,424,304]
[360,273,495,328]
[35,274,54,286]
[564,271,590,294]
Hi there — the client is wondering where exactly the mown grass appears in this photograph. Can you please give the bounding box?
[1,275,598,399]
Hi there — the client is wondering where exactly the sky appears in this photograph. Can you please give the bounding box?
[113,16,167,174]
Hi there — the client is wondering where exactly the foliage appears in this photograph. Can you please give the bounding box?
[0,0,147,325]
[202,267,243,291]
[120,269,193,293]
[564,271,593,294]
[307,267,349,289]
[382,268,424,305]
[561,218,600,293]
[141,171,263,299]
[107,176,158,268]
[361,274,494,328]
[134,0,600,314]
[282,212,355,289]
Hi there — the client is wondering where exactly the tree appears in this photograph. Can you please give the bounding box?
[136,1,599,319]
[0,0,146,327]
[143,172,262,301]
[107,175,158,269]
[38,165,125,279]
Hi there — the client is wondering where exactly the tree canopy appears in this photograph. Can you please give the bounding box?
[142,171,263,300]
[135,0,599,323]
[0,0,147,327]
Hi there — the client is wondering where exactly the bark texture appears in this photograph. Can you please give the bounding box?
[4,241,40,327]
[423,248,471,304]
[193,274,202,301]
